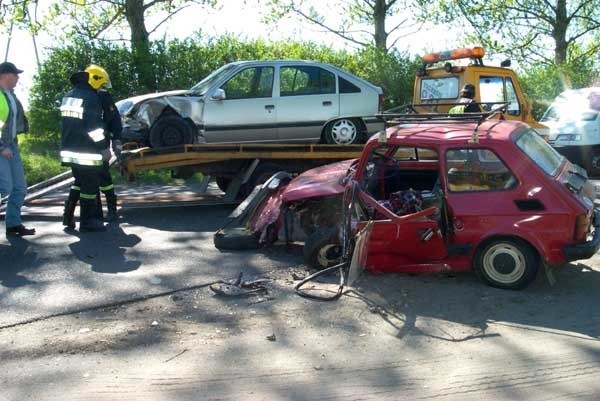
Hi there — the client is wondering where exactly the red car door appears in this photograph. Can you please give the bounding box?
[354,190,448,274]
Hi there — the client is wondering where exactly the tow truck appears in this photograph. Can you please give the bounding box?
[412,46,548,134]
[12,46,549,210]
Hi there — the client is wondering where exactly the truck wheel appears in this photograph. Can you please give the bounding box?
[303,226,342,270]
[323,118,362,145]
[473,238,539,290]
[149,115,194,148]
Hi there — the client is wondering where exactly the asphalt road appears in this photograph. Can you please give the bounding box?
[1,183,599,401]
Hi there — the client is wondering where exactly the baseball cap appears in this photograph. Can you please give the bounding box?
[0,62,24,75]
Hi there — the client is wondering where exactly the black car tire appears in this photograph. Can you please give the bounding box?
[149,115,194,148]
[323,118,363,145]
[473,238,539,290]
[303,226,343,270]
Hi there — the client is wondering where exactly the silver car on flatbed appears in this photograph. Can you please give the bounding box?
[117,60,384,147]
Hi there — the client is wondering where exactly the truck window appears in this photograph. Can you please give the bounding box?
[446,148,516,192]
[479,76,522,116]
[420,77,459,100]
[506,78,521,116]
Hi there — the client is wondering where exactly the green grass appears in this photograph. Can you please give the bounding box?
[20,133,203,186]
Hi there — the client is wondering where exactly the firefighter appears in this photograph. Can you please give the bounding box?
[449,83,482,114]
[60,68,110,232]
[62,65,122,228]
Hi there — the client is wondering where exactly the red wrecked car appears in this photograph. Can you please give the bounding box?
[215,113,600,289]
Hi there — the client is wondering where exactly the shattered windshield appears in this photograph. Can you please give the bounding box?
[190,63,239,95]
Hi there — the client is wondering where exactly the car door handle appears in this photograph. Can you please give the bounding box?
[322,101,332,106]
[265,105,275,110]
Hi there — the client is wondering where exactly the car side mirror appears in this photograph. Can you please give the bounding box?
[211,88,226,101]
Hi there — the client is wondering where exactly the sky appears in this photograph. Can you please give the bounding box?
[2,1,464,110]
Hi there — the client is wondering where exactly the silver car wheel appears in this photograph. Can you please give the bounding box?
[330,119,358,144]
[481,242,526,285]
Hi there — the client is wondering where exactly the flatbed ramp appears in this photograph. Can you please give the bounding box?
[121,143,364,174]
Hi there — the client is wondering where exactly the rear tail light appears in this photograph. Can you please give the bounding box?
[574,212,592,242]
[378,94,385,112]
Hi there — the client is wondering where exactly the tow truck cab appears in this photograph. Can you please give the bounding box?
[412,46,547,134]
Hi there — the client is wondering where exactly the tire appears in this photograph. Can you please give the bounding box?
[473,238,539,290]
[303,226,342,270]
[323,118,362,145]
[149,115,194,148]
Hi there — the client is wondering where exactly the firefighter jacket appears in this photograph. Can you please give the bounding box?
[0,88,29,152]
[98,89,123,143]
[60,72,107,167]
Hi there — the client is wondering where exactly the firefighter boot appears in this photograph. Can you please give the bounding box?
[62,189,80,229]
[62,199,77,229]
[80,198,107,232]
[104,189,119,221]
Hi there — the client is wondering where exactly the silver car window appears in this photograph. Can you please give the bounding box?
[190,63,238,94]
[221,67,274,99]
[280,66,335,96]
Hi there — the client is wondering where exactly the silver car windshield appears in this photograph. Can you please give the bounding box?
[515,128,564,176]
[190,63,239,94]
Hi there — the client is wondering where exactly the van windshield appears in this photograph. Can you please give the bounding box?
[541,89,600,122]
[515,128,564,175]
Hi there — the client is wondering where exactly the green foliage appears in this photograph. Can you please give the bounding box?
[519,59,599,120]
[28,34,416,137]
[18,133,67,185]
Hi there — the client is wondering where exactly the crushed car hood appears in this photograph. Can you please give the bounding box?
[281,159,356,202]
[122,89,191,106]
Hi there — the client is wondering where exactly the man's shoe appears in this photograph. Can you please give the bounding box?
[6,224,36,236]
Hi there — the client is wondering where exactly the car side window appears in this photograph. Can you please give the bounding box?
[339,77,361,93]
[280,66,336,96]
[446,148,517,192]
[221,67,274,100]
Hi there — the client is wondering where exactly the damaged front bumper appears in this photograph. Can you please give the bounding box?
[214,171,292,250]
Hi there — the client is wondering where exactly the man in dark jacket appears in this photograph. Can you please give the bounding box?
[60,69,109,232]
[0,61,35,236]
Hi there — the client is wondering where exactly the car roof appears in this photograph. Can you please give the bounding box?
[380,120,526,147]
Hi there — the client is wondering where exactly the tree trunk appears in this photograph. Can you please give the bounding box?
[553,0,568,65]
[125,0,155,92]
[373,0,388,51]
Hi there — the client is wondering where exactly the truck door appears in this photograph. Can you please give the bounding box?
[203,66,278,143]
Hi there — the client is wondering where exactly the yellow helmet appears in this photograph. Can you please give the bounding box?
[85,64,112,90]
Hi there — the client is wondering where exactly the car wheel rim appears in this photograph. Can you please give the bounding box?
[163,127,183,146]
[331,119,357,144]
[482,243,526,284]
[316,244,342,268]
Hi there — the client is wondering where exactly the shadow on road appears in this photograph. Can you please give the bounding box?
[0,237,39,288]
[68,223,142,273]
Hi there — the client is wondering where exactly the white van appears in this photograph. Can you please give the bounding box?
[541,87,600,174]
